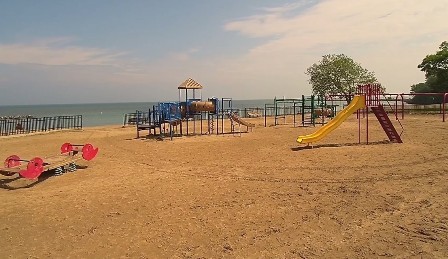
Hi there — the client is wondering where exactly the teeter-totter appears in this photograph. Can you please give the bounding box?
[0,143,99,179]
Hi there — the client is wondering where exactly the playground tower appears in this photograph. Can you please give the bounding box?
[296,83,403,145]
[357,84,403,143]
[135,78,254,139]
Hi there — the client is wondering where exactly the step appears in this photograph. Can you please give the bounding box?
[371,106,402,143]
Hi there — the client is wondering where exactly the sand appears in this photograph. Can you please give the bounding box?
[1,114,447,258]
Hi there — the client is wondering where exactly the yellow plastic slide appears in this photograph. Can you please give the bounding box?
[297,95,366,144]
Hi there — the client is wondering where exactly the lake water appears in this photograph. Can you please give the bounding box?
[0,99,275,127]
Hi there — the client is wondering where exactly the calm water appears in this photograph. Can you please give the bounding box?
[0,100,274,127]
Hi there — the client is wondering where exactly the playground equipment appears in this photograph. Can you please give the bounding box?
[136,78,254,139]
[393,93,448,122]
[301,95,316,126]
[297,95,366,144]
[314,108,333,117]
[271,97,302,126]
[297,84,403,145]
[228,112,255,136]
[0,143,99,179]
[264,95,336,127]
[301,95,336,126]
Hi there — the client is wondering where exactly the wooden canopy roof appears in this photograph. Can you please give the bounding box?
[178,78,203,89]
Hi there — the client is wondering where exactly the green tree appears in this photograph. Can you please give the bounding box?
[418,41,448,94]
[305,54,378,104]
[411,82,431,93]
[409,82,436,104]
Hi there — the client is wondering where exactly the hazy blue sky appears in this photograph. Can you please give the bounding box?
[0,0,447,105]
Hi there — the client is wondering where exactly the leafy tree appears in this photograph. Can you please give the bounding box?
[418,41,448,77]
[409,41,448,104]
[409,82,437,104]
[305,54,378,104]
[411,82,431,93]
[417,41,448,94]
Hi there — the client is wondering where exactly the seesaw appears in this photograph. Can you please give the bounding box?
[0,143,99,179]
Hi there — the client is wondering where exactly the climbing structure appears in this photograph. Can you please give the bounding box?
[296,95,366,144]
[136,78,253,140]
[357,84,403,143]
[296,83,404,145]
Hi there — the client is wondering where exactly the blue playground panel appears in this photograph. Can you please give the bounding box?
[159,102,182,122]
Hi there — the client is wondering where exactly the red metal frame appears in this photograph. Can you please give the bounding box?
[394,93,447,122]
[357,83,383,107]
[325,87,447,143]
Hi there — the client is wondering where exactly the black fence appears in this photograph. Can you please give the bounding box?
[0,115,83,136]
[123,112,150,126]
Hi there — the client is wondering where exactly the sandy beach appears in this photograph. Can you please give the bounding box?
[1,114,447,258]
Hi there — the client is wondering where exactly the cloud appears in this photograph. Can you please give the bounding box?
[1,0,448,105]
[261,1,318,13]
[167,48,200,62]
[0,39,206,104]
[221,0,448,93]
[0,37,127,66]
[226,0,447,48]
[225,0,320,38]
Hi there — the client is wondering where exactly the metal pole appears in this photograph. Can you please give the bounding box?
[186,89,188,135]
[301,95,305,126]
[264,104,267,127]
[443,93,447,122]
[366,106,369,144]
[394,94,398,120]
[293,101,296,127]
[358,110,361,144]
[401,93,405,120]
[274,97,277,126]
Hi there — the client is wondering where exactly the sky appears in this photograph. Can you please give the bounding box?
[0,0,447,105]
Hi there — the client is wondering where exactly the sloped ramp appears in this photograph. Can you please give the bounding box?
[228,113,255,128]
[297,95,366,144]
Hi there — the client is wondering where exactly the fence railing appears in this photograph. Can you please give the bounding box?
[123,112,150,126]
[124,102,448,127]
[0,115,82,136]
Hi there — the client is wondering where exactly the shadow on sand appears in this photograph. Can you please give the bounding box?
[291,140,391,151]
[0,165,88,190]
[126,131,250,141]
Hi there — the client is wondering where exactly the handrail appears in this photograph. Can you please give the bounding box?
[383,94,404,136]
[394,92,447,122]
